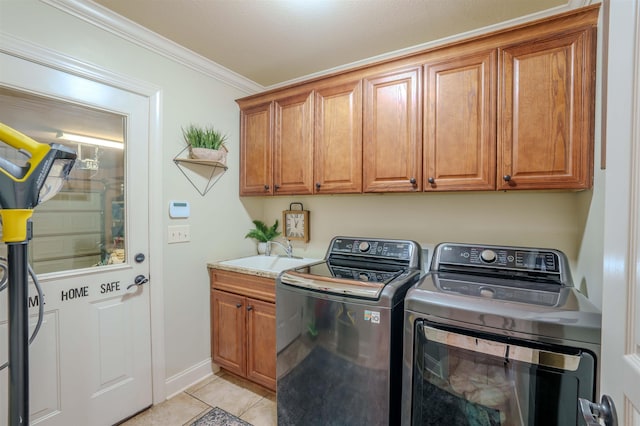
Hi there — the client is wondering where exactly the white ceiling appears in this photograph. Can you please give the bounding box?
[91,0,570,88]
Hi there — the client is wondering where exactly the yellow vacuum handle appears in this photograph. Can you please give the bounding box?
[0,209,33,243]
[0,122,51,182]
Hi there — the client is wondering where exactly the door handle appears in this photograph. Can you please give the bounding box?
[579,395,618,426]
[127,274,149,290]
[422,324,581,370]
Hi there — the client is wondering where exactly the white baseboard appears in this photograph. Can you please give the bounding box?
[164,358,219,400]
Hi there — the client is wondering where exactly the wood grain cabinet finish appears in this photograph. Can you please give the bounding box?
[245,298,276,387]
[210,269,276,390]
[274,91,314,195]
[211,289,245,377]
[238,90,314,196]
[424,49,497,191]
[236,5,599,195]
[239,101,272,195]
[314,79,363,193]
[497,27,596,190]
[363,67,422,192]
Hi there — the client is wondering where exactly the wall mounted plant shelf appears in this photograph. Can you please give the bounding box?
[173,145,227,196]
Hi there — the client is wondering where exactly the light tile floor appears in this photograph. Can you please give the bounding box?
[120,371,276,426]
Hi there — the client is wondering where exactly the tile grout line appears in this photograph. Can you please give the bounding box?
[182,371,274,425]
[236,394,267,418]
[181,392,214,426]
[182,405,215,426]
[184,383,260,423]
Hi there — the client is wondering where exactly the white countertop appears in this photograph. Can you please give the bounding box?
[208,255,322,279]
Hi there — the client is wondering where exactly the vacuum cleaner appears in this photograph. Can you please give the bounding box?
[0,122,76,425]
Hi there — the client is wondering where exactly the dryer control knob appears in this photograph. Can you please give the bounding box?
[358,241,371,252]
[480,249,497,263]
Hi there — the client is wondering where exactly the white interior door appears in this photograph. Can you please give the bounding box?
[0,51,152,425]
[599,0,640,425]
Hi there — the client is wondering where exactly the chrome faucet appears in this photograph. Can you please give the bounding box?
[266,238,293,257]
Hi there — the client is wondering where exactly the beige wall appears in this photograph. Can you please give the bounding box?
[259,186,604,304]
[0,0,257,391]
[1,0,606,400]
[261,191,590,259]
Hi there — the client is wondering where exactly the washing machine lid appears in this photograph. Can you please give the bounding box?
[405,242,602,346]
[405,273,601,346]
[280,259,407,299]
[433,272,564,306]
[278,236,422,300]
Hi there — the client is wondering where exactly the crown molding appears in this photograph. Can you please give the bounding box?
[37,0,594,94]
[41,0,264,95]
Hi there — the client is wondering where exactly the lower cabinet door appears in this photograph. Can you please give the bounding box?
[211,289,246,377]
[246,298,277,390]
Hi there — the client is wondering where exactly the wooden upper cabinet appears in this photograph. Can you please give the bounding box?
[238,90,314,196]
[273,91,314,195]
[424,49,497,191]
[363,67,422,192]
[497,27,596,190]
[239,101,272,195]
[237,5,599,195]
[314,79,363,194]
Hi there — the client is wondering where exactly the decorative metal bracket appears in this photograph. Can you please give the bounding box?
[173,145,228,196]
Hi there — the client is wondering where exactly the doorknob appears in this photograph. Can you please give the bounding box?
[127,274,149,290]
[579,395,618,426]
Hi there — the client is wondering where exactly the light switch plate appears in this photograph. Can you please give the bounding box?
[168,225,190,243]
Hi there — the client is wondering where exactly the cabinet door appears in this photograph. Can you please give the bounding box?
[240,101,273,195]
[273,91,314,195]
[314,79,363,194]
[498,28,595,190]
[424,49,497,191]
[246,298,276,390]
[211,289,246,377]
[363,67,422,192]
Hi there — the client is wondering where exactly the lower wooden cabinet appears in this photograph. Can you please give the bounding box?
[210,269,276,390]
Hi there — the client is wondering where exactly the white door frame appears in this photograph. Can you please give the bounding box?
[0,33,167,405]
[601,0,640,423]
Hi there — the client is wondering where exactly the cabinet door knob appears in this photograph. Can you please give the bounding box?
[247,305,253,311]
[263,184,269,190]
[236,303,242,308]
[428,177,435,184]
[503,175,512,182]
[409,178,417,185]
[315,182,321,189]
[274,184,280,191]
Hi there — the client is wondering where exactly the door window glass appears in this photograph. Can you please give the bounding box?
[0,87,126,273]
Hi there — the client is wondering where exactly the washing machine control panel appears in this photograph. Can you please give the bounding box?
[437,243,560,274]
[329,237,416,261]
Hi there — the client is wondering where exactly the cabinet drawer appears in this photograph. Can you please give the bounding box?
[210,269,275,303]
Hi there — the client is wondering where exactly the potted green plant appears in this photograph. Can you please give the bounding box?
[245,219,281,254]
[182,124,228,164]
